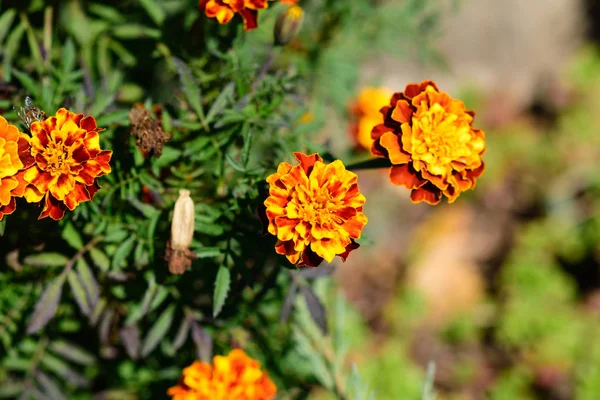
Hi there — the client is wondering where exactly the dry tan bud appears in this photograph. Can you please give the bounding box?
[274,5,304,46]
[167,190,196,274]
[171,190,195,250]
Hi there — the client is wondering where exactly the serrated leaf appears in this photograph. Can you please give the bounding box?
[27,274,66,334]
[140,305,175,357]
[173,57,205,125]
[120,325,140,359]
[241,123,252,167]
[213,266,231,317]
[67,270,91,316]
[49,340,95,366]
[293,328,334,390]
[23,253,69,268]
[301,285,328,335]
[62,222,83,249]
[76,259,99,309]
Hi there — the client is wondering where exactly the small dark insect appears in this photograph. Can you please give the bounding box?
[15,96,46,129]
[129,103,172,158]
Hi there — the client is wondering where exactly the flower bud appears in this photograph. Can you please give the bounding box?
[167,190,197,274]
[171,190,195,250]
[274,5,304,46]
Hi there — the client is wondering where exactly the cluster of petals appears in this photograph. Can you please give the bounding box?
[264,152,368,267]
[20,108,112,220]
[199,0,297,31]
[0,116,33,220]
[371,80,486,205]
[349,87,393,151]
[168,349,276,400]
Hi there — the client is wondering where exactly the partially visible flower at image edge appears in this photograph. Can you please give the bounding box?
[21,108,112,220]
[264,152,367,267]
[350,86,393,151]
[0,116,34,220]
[371,80,485,205]
[199,0,266,30]
[167,349,276,400]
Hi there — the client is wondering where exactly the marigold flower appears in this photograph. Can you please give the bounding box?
[274,4,304,46]
[167,349,276,400]
[350,87,393,151]
[21,108,112,220]
[264,152,367,267]
[0,116,34,220]
[371,80,486,205]
[199,0,268,30]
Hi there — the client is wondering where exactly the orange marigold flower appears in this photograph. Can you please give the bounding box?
[264,152,367,267]
[21,108,112,220]
[279,0,298,3]
[371,80,486,205]
[167,349,276,400]
[199,0,268,30]
[349,87,393,151]
[0,116,34,220]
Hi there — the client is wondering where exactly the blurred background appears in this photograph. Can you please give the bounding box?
[314,0,600,398]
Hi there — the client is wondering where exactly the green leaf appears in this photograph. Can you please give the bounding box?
[76,259,99,308]
[2,21,25,81]
[0,9,17,48]
[112,24,161,39]
[206,82,235,125]
[23,253,69,268]
[213,266,231,317]
[49,340,95,366]
[62,222,84,249]
[0,218,6,236]
[26,274,66,334]
[194,247,222,259]
[67,270,91,316]
[241,123,252,167]
[173,57,206,127]
[139,0,166,26]
[40,353,88,387]
[112,236,136,268]
[35,370,67,400]
[140,305,175,357]
[61,38,76,73]
[89,247,110,272]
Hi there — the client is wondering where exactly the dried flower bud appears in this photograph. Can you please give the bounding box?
[129,103,172,157]
[274,5,304,46]
[171,190,195,250]
[166,190,197,274]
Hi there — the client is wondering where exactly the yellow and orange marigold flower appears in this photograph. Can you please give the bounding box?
[264,152,367,267]
[21,108,112,220]
[199,0,268,30]
[371,80,486,205]
[167,349,276,400]
[199,0,297,30]
[350,87,393,151]
[0,116,33,220]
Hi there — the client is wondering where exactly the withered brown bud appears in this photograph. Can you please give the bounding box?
[129,103,172,157]
[274,5,304,46]
[166,190,197,274]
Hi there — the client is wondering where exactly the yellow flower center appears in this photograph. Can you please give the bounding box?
[42,141,72,176]
[411,101,475,176]
[291,184,342,226]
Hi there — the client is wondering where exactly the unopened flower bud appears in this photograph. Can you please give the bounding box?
[274,5,304,46]
[167,189,196,274]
